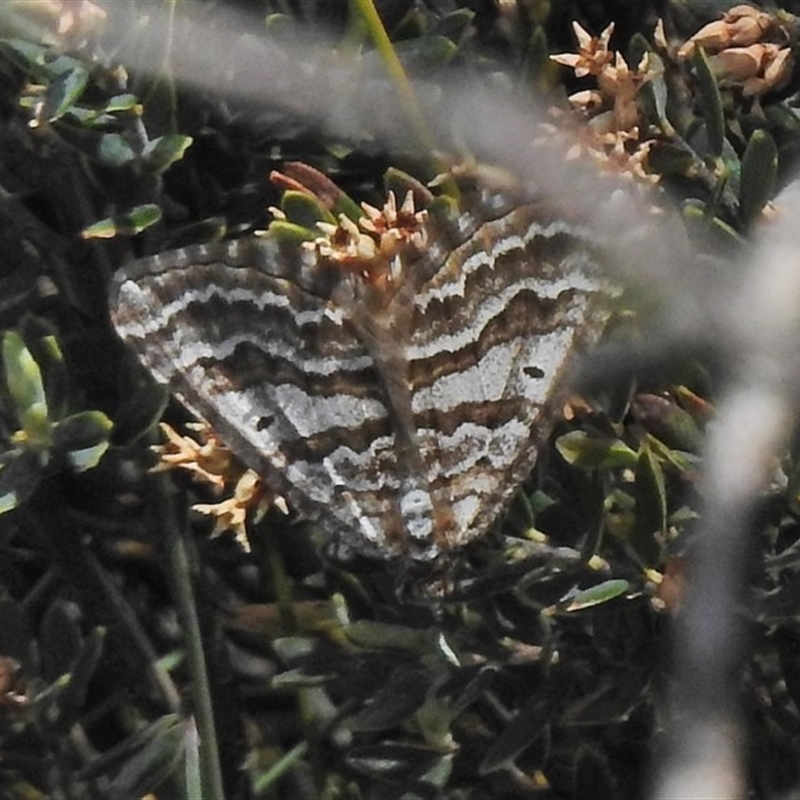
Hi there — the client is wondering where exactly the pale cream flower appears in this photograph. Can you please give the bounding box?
[678,4,780,59]
[710,42,793,96]
[359,190,429,256]
[566,89,605,114]
[555,22,656,135]
[152,422,283,547]
[152,421,233,490]
[313,214,378,263]
[551,21,615,78]
[309,189,430,294]
[542,108,658,183]
[602,51,654,132]
[194,470,278,547]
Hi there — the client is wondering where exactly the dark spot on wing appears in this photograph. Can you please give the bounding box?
[523,366,546,379]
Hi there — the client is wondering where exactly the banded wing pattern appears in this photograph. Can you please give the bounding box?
[110,194,608,563]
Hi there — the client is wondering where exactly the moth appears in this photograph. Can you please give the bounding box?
[110,175,609,565]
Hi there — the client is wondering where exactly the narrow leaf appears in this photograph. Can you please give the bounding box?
[102,715,187,796]
[142,134,193,175]
[555,579,630,613]
[39,65,88,123]
[633,444,667,567]
[3,331,47,420]
[344,620,437,654]
[53,410,113,471]
[692,47,725,157]
[630,394,703,454]
[280,190,333,229]
[95,132,136,167]
[739,129,778,228]
[82,204,162,239]
[267,219,319,246]
[555,431,637,470]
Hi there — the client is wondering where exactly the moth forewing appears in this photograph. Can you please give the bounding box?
[109,192,612,567]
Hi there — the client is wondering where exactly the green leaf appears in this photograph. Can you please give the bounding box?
[18,319,69,421]
[63,93,142,127]
[644,434,699,475]
[633,444,667,567]
[2,331,51,447]
[384,167,434,208]
[692,47,725,158]
[252,741,309,795]
[2,41,84,81]
[428,194,460,221]
[38,65,88,123]
[344,620,438,654]
[280,190,333,229]
[555,579,631,613]
[3,330,46,418]
[647,140,696,178]
[682,200,744,245]
[142,134,193,175]
[36,339,68,420]
[53,410,113,471]
[21,403,51,452]
[269,667,333,689]
[630,394,703,454]
[268,219,319,246]
[739,128,778,228]
[641,52,674,136]
[626,33,650,76]
[555,430,638,470]
[95,132,137,167]
[81,204,162,239]
[45,52,87,78]
[104,93,141,114]
[331,192,365,226]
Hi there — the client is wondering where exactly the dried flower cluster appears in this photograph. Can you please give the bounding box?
[312,190,429,289]
[548,8,793,182]
[678,5,791,96]
[152,422,281,545]
[551,22,655,134]
[549,22,658,181]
